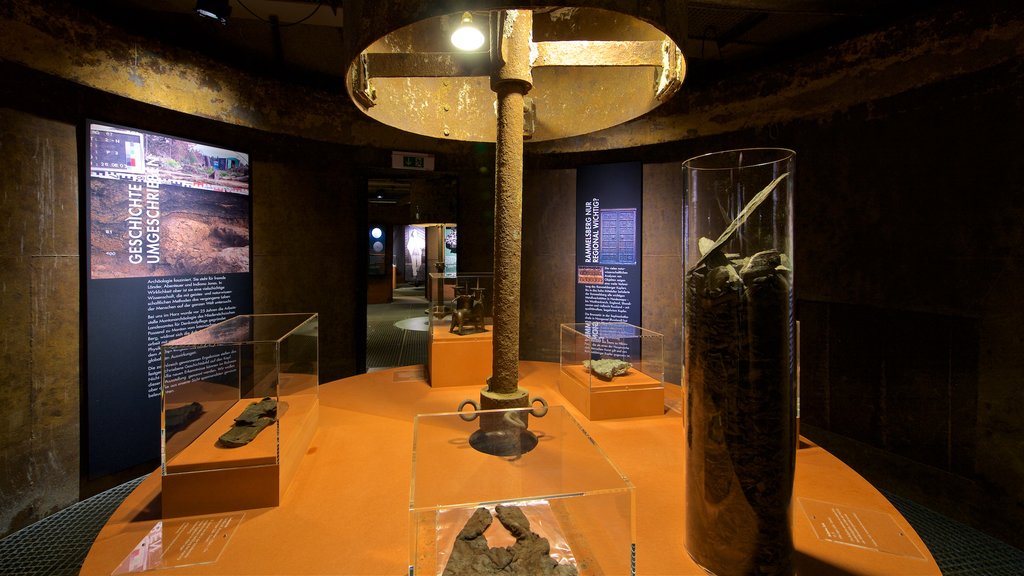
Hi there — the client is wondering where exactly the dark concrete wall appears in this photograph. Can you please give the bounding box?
[251,141,364,381]
[521,169,577,360]
[516,51,1024,547]
[642,163,684,386]
[518,165,685,387]
[784,61,1024,545]
[455,169,498,275]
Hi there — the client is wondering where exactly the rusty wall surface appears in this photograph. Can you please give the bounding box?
[529,4,1024,154]
[0,0,1021,551]
[519,54,1024,547]
[0,80,368,536]
[0,0,467,154]
[525,47,1023,547]
[0,109,80,538]
[780,59,1024,547]
[6,0,1020,158]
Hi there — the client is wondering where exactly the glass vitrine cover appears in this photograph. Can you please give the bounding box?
[160,313,318,477]
[410,405,635,575]
[558,323,665,420]
[559,323,664,389]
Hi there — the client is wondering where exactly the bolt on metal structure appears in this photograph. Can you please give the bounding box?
[345,2,686,415]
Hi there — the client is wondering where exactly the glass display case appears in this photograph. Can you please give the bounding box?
[426,272,494,387]
[160,313,319,517]
[559,323,665,420]
[683,149,797,575]
[410,405,635,575]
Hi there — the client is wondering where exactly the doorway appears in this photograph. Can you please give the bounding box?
[365,176,457,372]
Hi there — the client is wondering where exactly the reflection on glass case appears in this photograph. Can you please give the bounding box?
[559,323,665,420]
[160,313,319,518]
[426,272,494,387]
[410,406,635,575]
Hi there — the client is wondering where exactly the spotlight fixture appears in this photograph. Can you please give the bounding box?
[450,12,485,51]
[195,0,231,25]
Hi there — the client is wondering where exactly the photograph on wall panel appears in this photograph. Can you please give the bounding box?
[84,121,253,478]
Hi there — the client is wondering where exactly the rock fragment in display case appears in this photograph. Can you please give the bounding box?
[559,323,665,420]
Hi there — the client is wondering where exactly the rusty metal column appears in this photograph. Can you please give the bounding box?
[481,10,533,412]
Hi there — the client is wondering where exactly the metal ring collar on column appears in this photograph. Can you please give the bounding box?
[458,399,481,421]
[529,396,548,417]
[458,396,547,422]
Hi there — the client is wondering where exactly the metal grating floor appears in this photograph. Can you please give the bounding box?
[366,287,431,371]
[0,475,146,576]
[366,319,428,369]
[883,491,1024,575]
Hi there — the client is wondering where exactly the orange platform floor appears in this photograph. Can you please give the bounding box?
[80,361,939,575]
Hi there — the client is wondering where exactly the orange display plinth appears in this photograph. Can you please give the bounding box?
[427,324,493,387]
[426,272,495,387]
[559,364,665,420]
[162,394,319,518]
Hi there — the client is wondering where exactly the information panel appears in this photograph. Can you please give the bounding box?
[575,162,642,329]
[369,225,386,276]
[85,121,252,478]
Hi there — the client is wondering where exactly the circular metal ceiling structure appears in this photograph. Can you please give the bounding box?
[345,3,686,143]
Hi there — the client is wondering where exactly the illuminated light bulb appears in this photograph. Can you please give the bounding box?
[451,12,485,51]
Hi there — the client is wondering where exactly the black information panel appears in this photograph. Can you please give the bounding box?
[84,121,253,478]
[575,162,642,330]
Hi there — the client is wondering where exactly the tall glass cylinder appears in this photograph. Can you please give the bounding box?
[683,148,796,576]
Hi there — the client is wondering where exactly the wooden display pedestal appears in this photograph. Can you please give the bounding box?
[161,394,319,518]
[559,365,664,420]
[427,325,492,387]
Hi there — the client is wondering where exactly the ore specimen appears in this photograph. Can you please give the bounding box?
[217,397,277,448]
[443,506,578,576]
[685,245,795,576]
[582,359,632,381]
